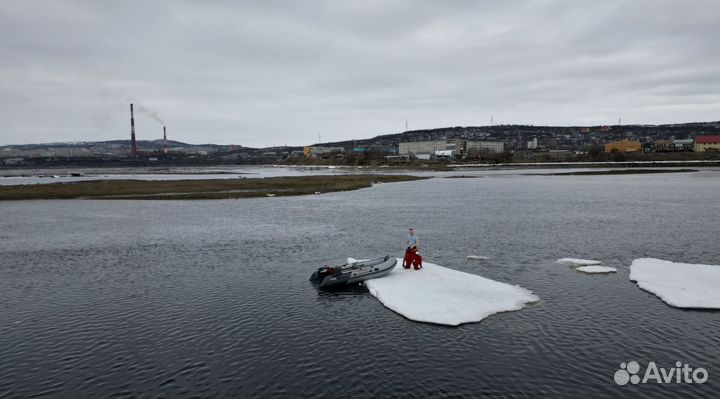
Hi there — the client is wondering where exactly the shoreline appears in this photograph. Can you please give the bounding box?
[451,160,720,168]
[2,159,720,176]
[523,168,699,176]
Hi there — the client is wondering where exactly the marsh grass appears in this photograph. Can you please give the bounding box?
[0,175,426,200]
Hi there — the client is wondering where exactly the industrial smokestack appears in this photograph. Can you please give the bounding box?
[130,103,137,158]
[163,126,168,156]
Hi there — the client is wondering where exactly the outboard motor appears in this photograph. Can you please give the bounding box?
[309,266,336,283]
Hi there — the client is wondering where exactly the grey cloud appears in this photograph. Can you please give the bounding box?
[0,0,718,146]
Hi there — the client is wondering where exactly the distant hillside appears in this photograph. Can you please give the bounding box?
[2,121,719,155]
[1,139,231,151]
[0,139,253,161]
[316,121,720,148]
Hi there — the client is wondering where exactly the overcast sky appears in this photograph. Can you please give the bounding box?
[1,0,719,147]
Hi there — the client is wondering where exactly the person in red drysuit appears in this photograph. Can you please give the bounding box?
[403,228,422,270]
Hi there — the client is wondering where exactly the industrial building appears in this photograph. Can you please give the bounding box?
[653,140,672,152]
[399,140,504,159]
[604,140,641,153]
[652,139,693,152]
[673,139,694,151]
[434,150,455,159]
[527,137,538,150]
[464,140,505,154]
[694,135,720,152]
[398,140,450,157]
[303,146,345,157]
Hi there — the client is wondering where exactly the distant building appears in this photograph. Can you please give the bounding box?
[604,140,641,153]
[527,137,538,150]
[304,146,345,157]
[644,139,691,153]
[694,135,720,152]
[399,140,449,156]
[400,140,504,159]
[434,150,455,159]
[654,140,672,152]
[465,140,505,154]
[672,139,693,152]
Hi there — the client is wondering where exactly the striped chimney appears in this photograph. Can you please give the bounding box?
[163,126,168,156]
[130,103,137,157]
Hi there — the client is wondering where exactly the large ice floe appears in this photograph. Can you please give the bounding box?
[355,258,539,326]
[576,265,617,274]
[629,258,720,309]
[556,258,602,266]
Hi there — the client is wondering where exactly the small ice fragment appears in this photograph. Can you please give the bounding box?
[364,258,538,326]
[556,258,602,266]
[576,265,617,274]
[467,255,490,260]
[629,258,720,309]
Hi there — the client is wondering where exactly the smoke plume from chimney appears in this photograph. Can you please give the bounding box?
[133,104,165,126]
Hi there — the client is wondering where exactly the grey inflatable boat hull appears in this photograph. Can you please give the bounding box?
[310,255,397,289]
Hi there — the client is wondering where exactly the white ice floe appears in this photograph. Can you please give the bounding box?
[629,258,720,309]
[576,265,617,274]
[467,255,490,260]
[359,258,539,326]
[556,258,602,266]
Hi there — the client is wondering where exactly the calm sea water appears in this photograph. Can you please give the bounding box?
[1,169,718,398]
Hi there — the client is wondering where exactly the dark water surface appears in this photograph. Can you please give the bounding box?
[1,170,719,398]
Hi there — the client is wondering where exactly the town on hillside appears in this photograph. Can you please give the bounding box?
[2,122,720,167]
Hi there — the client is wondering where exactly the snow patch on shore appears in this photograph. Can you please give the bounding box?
[629,258,720,308]
[360,258,539,326]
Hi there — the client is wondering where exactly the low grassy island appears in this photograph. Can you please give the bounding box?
[0,175,426,200]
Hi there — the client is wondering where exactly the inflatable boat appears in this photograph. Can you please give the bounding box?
[310,255,397,289]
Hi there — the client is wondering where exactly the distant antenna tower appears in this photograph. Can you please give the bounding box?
[318,133,321,144]
[618,117,622,125]
[491,114,494,126]
[405,120,408,131]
